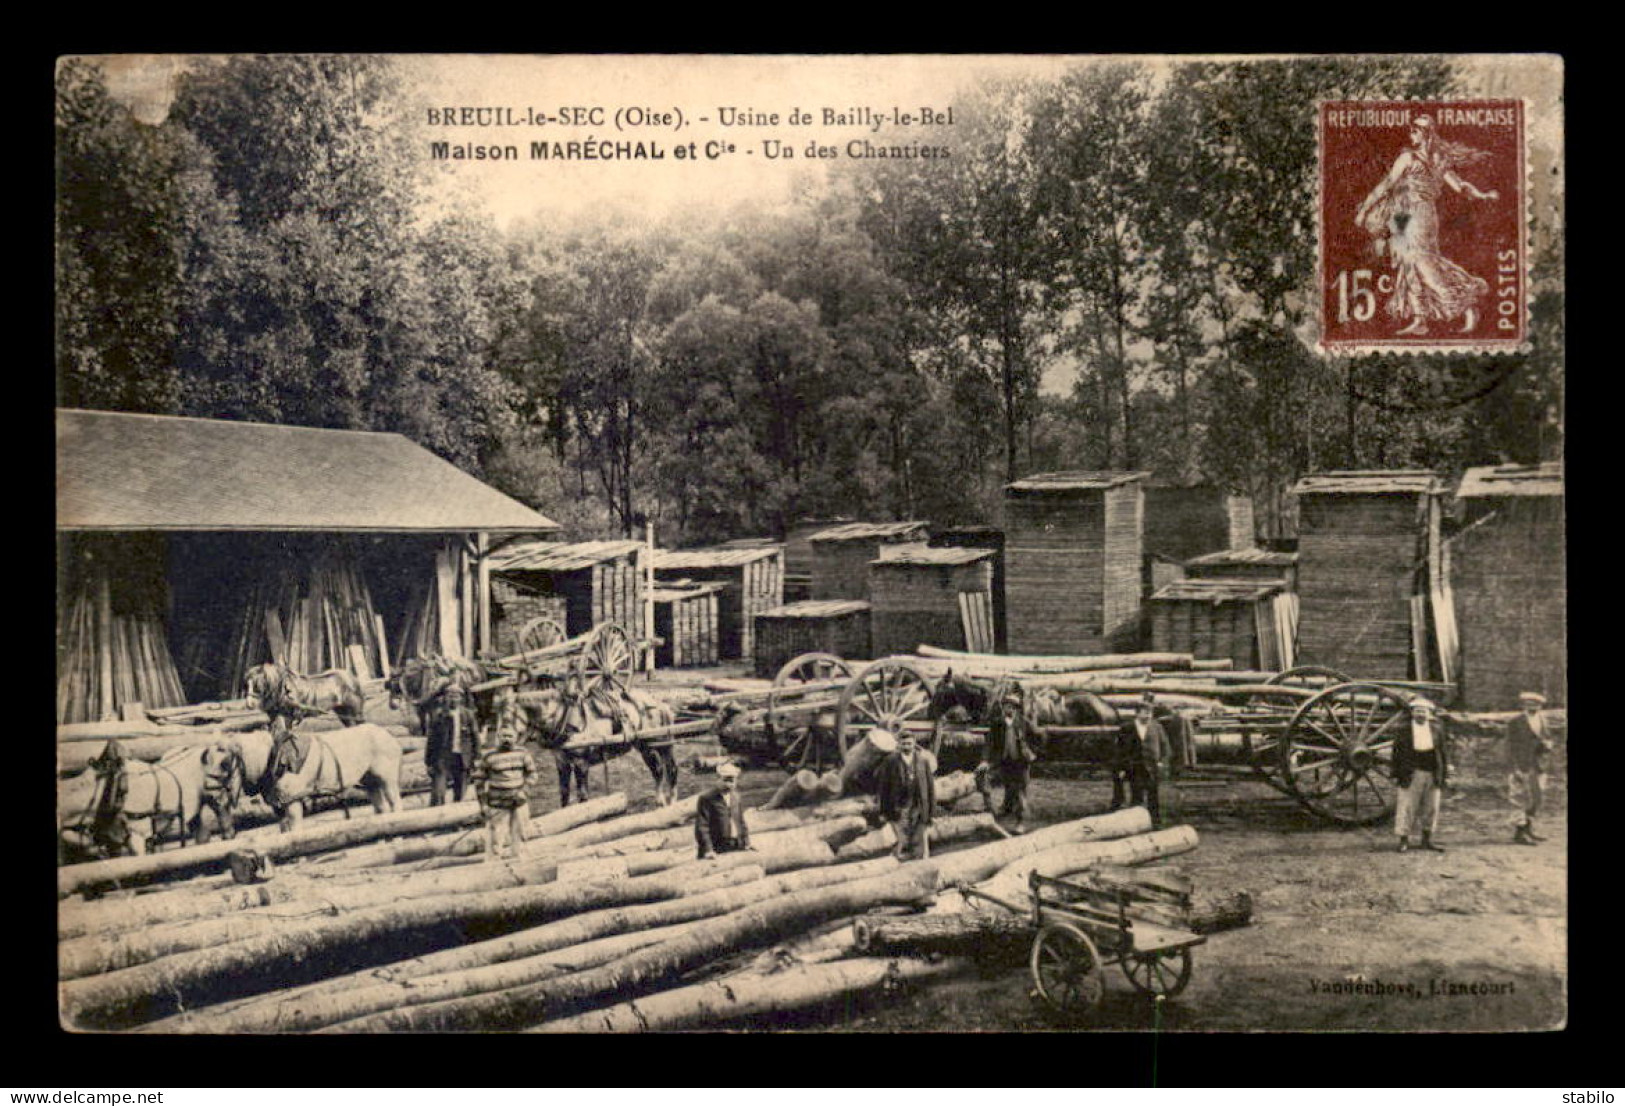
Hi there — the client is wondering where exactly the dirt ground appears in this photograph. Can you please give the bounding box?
[377,666,1569,1035]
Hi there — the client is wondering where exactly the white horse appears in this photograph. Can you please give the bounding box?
[59,742,239,859]
[231,723,404,831]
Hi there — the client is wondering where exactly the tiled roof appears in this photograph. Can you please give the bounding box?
[56,409,556,533]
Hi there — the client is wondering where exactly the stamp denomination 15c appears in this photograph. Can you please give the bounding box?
[1319,100,1527,354]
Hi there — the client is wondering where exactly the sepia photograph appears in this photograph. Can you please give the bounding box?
[54,53,1565,1036]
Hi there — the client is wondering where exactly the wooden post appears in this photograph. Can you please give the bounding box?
[476,532,491,659]
[644,522,656,675]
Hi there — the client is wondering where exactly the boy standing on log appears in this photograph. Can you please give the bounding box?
[473,728,537,861]
[696,761,753,859]
[876,728,937,861]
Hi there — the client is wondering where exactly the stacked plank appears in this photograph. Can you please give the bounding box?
[1451,464,1565,709]
[489,579,570,657]
[224,538,392,691]
[753,600,873,677]
[653,545,785,660]
[487,540,646,640]
[868,548,994,658]
[1184,547,1298,592]
[1293,472,1446,681]
[1005,472,1148,655]
[929,526,1007,653]
[808,522,929,601]
[1147,579,1293,671]
[652,582,723,668]
[57,536,186,724]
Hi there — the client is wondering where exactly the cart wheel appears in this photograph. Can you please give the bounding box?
[772,652,854,689]
[1121,947,1193,999]
[835,659,936,758]
[1029,922,1106,1019]
[570,623,634,700]
[1243,667,1351,793]
[1278,681,1407,826]
[769,653,852,775]
[516,616,567,656]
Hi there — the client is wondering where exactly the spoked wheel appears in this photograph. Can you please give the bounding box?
[515,617,567,692]
[1121,948,1193,999]
[1278,682,1408,826]
[1030,923,1106,1020]
[1244,667,1353,794]
[834,659,936,758]
[568,623,635,701]
[771,653,853,774]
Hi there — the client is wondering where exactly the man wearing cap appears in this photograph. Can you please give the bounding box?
[980,686,1038,835]
[876,729,937,861]
[1392,697,1449,853]
[1112,693,1169,827]
[473,727,538,862]
[696,761,753,860]
[1507,692,1553,846]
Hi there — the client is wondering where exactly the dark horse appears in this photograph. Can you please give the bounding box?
[520,686,680,807]
[246,663,365,734]
[928,670,1039,813]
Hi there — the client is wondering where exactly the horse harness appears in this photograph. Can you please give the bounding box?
[72,742,191,852]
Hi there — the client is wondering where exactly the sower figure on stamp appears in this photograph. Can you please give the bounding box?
[1508,691,1553,846]
[1111,693,1168,827]
[1393,697,1449,853]
[695,761,753,860]
[473,725,537,862]
[875,728,937,861]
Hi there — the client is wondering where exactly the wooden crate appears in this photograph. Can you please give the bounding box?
[753,600,873,678]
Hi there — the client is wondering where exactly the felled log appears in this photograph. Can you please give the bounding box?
[930,807,1154,887]
[851,913,1031,959]
[320,863,942,1033]
[762,769,825,810]
[1190,890,1254,934]
[534,954,966,1033]
[838,729,895,793]
[972,826,1201,907]
[57,792,627,899]
[834,812,1002,860]
[60,847,824,1031]
[914,646,1198,672]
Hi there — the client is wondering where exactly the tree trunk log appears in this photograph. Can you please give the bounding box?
[972,826,1200,907]
[534,955,966,1032]
[913,645,1197,672]
[59,847,820,1030]
[928,807,1154,887]
[760,770,824,810]
[1190,890,1254,934]
[318,864,942,1033]
[851,912,1031,959]
[833,813,999,860]
[838,730,895,793]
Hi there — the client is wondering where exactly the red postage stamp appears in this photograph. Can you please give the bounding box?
[1318,100,1527,354]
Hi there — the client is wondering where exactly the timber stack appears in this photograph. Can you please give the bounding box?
[807,521,930,601]
[653,543,784,660]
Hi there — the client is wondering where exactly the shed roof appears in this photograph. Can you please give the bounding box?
[871,547,993,568]
[488,539,645,573]
[56,409,558,533]
[1184,547,1299,568]
[757,599,872,619]
[652,581,728,603]
[1149,579,1283,603]
[1006,470,1151,493]
[1292,470,1447,497]
[1456,463,1564,499]
[654,545,782,570]
[807,521,929,544]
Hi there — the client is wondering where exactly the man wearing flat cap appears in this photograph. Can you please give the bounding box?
[1392,697,1449,853]
[1112,693,1169,827]
[876,728,937,861]
[1507,691,1553,846]
[696,761,753,860]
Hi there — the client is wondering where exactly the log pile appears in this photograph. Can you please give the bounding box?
[59,750,1220,1033]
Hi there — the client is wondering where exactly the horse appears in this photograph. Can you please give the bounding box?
[58,740,240,860]
[246,662,365,733]
[421,678,480,806]
[230,722,403,831]
[1028,686,1120,727]
[521,686,680,808]
[388,654,487,735]
[927,670,1027,766]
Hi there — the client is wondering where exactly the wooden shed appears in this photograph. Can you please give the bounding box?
[486,539,649,643]
[783,517,850,602]
[652,544,784,661]
[1004,471,1149,655]
[753,600,872,678]
[808,521,930,601]
[1184,547,1299,592]
[1143,485,1255,562]
[1147,578,1299,672]
[651,581,725,668]
[1292,471,1450,682]
[929,526,1007,652]
[1451,463,1565,709]
[869,547,997,657]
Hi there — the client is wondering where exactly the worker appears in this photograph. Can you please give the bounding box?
[473,726,538,861]
[695,761,753,859]
[875,728,937,861]
[1393,697,1449,853]
[1112,693,1168,826]
[980,687,1038,835]
[1507,691,1553,846]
